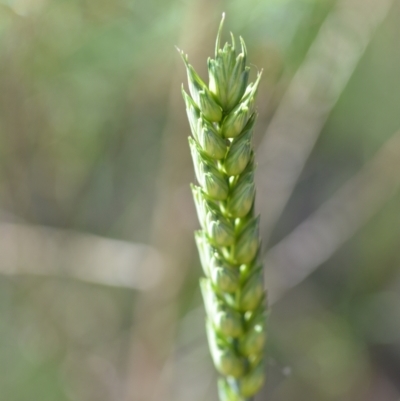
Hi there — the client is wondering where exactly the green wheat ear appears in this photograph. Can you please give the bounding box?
[179,13,267,401]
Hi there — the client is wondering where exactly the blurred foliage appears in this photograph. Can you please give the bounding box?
[0,0,399,400]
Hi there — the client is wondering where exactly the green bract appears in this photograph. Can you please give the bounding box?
[180,14,267,401]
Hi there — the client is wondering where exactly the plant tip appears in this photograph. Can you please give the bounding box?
[216,13,226,56]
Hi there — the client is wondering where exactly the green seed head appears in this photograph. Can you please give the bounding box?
[206,213,235,247]
[196,118,227,159]
[179,51,207,104]
[211,266,240,293]
[214,309,243,338]
[198,90,223,122]
[226,172,255,218]
[206,321,247,378]
[208,15,250,112]
[221,105,252,139]
[234,216,260,264]
[189,138,229,199]
[203,170,229,200]
[202,283,243,339]
[191,185,207,228]
[182,87,200,135]
[239,320,266,356]
[180,14,266,401]
[195,230,215,276]
[218,379,240,401]
[224,116,255,176]
[239,271,264,311]
[237,362,265,397]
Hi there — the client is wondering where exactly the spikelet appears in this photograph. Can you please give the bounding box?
[180,14,267,401]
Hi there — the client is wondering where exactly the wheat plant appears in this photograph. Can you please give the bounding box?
[179,14,267,401]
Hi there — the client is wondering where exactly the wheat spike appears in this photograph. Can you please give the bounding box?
[180,14,267,401]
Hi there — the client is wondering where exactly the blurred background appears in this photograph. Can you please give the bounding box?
[0,0,399,400]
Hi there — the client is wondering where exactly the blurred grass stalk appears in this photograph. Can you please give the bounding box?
[265,129,400,303]
[256,0,394,242]
[0,222,163,290]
